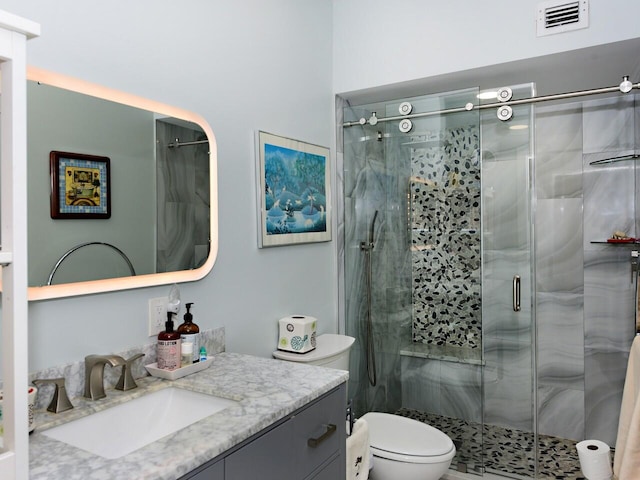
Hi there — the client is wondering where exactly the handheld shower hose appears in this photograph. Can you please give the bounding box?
[360,210,378,387]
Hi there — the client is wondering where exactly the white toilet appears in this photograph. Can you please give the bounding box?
[273,333,456,480]
[361,411,456,480]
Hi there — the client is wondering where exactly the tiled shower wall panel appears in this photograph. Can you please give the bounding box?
[535,103,586,441]
[410,126,481,349]
[401,354,482,423]
[582,95,637,446]
[535,95,638,445]
[342,119,412,416]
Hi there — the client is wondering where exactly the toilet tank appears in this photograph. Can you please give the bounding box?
[273,334,355,370]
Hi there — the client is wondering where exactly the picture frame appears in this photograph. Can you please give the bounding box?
[256,131,331,247]
[50,151,111,219]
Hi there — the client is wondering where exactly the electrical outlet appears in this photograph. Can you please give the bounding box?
[148,296,168,336]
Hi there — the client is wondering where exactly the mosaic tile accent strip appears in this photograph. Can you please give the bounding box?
[396,408,591,479]
[410,125,481,350]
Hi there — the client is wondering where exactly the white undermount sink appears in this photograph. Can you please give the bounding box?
[42,387,238,459]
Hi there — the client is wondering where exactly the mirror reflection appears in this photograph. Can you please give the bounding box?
[25,69,216,299]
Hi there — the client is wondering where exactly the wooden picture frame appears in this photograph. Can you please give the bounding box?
[50,151,111,219]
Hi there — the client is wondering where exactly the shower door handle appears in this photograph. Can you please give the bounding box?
[513,275,521,312]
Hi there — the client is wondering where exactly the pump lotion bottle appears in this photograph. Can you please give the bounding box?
[177,302,200,363]
[157,311,181,370]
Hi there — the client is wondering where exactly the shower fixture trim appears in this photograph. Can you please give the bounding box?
[398,118,413,133]
[399,101,413,115]
[497,87,513,102]
[344,75,639,127]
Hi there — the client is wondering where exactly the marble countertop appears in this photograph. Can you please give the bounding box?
[29,352,348,480]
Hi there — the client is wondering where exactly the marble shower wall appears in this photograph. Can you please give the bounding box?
[535,95,638,446]
[156,120,210,273]
[341,108,411,417]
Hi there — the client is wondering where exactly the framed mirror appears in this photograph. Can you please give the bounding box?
[25,67,218,300]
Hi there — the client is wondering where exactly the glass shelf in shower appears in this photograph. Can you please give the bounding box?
[590,240,640,245]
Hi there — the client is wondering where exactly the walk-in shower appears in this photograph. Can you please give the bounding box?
[340,78,640,478]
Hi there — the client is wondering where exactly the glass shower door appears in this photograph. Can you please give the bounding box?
[342,100,412,417]
[341,83,536,477]
[343,88,489,472]
[480,84,536,477]
[399,91,486,474]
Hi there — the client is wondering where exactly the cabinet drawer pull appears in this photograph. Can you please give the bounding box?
[307,423,336,448]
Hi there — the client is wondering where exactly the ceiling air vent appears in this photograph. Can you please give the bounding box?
[537,0,589,37]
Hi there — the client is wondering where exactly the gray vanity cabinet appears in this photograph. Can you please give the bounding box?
[186,459,223,480]
[225,414,294,479]
[181,383,346,480]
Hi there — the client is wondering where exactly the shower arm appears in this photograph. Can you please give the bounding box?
[343,77,640,127]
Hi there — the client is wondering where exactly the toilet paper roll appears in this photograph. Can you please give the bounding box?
[576,440,612,480]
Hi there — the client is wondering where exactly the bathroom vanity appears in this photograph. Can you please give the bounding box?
[184,384,345,480]
[28,353,348,480]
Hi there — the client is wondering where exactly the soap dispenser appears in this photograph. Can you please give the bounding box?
[157,311,181,370]
[177,302,200,363]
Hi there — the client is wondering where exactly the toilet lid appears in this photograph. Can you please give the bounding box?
[361,412,454,457]
[272,334,354,363]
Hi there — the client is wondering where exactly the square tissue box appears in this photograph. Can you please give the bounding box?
[278,315,317,353]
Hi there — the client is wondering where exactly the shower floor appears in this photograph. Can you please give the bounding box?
[396,408,588,479]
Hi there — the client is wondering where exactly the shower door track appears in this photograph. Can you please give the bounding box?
[342,77,639,127]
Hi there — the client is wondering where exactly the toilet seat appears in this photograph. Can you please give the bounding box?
[361,412,456,464]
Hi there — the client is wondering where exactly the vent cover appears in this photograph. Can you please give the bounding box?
[537,0,589,36]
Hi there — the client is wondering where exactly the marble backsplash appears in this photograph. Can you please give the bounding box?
[28,327,225,411]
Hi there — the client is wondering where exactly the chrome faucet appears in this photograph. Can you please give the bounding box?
[84,354,126,400]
